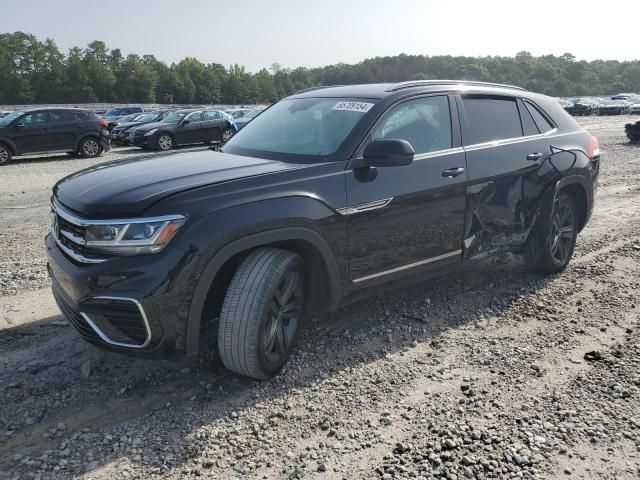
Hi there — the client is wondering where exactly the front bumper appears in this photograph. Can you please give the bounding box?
[128,132,156,148]
[46,233,196,358]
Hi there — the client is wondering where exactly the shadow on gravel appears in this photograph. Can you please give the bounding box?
[0,253,555,475]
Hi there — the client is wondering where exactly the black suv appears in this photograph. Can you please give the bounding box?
[47,81,600,379]
[0,108,110,165]
[128,109,237,151]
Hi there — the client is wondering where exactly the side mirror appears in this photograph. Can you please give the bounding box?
[14,122,24,129]
[355,139,415,168]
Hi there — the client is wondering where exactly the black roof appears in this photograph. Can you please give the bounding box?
[291,80,528,99]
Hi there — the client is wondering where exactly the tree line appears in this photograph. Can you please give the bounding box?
[1,32,639,106]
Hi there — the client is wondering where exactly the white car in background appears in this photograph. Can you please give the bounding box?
[628,98,640,114]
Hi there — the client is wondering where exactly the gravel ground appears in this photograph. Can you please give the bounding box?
[0,117,639,480]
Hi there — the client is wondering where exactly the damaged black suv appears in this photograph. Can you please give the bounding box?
[47,81,600,379]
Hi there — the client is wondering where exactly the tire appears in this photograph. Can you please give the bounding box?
[524,191,578,274]
[157,134,173,151]
[222,128,235,143]
[218,248,306,380]
[0,143,12,165]
[78,137,102,158]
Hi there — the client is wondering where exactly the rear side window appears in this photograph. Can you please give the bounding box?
[524,100,555,133]
[74,111,89,121]
[205,111,222,120]
[372,95,452,154]
[462,97,523,144]
[51,111,75,123]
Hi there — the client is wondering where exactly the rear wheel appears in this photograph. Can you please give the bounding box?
[222,128,235,142]
[218,248,306,380]
[79,138,102,158]
[0,143,12,165]
[524,191,578,273]
[157,134,173,151]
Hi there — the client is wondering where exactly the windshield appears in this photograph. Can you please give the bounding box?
[135,113,157,122]
[224,98,375,158]
[161,112,188,123]
[0,111,24,127]
[245,109,263,118]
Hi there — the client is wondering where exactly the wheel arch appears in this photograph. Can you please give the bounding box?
[185,227,342,355]
[555,175,592,232]
[0,138,17,155]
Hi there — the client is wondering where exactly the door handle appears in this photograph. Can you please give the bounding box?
[442,167,465,178]
[526,152,544,161]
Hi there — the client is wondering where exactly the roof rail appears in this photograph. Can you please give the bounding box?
[294,85,342,95]
[385,80,526,92]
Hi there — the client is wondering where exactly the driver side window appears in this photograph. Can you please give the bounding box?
[21,112,49,126]
[186,112,202,122]
[372,96,452,154]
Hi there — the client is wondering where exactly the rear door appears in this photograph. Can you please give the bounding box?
[345,94,468,283]
[458,94,556,257]
[48,110,78,150]
[203,110,224,141]
[174,111,205,145]
[12,111,51,154]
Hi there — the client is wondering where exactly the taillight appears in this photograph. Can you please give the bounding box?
[99,119,109,128]
[588,136,600,159]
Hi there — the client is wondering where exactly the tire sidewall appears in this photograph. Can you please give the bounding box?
[255,255,306,377]
[547,192,578,269]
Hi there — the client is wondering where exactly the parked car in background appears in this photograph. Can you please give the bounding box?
[0,111,11,118]
[611,94,635,100]
[225,108,253,119]
[627,98,640,115]
[111,110,174,146]
[566,98,598,116]
[101,106,145,122]
[0,108,110,165]
[47,80,600,379]
[106,112,146,131]
[234,108,265,130]
[128,109,237,151]
[598,99,628,115]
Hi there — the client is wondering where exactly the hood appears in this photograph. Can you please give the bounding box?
[53,150,307,217]
[132,120,175,132]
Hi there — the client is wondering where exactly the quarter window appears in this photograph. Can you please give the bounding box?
[524,100,555,133]
[462,97,523,144]
[371,96,452,154]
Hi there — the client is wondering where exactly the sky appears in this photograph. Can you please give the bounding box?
[2,0,639,71]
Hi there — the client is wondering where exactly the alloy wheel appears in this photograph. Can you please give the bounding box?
[549,198,575,265]
[222,129,234,142]
[263,270,303,364]
[0,146,9,164]
[83,140,99,157]
[158,135,172,151]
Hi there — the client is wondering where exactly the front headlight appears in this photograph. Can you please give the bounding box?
[84,215,185,255]
[144,128,158,136]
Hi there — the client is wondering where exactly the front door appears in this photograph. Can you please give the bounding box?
[345,95,467,283]
[175,111,205,145]
[12,111,51,154]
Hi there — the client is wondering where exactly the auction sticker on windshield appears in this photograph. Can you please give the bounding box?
[332,101,374,113]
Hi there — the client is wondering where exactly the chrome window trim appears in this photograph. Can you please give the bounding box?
[80,296,152,349]
[462,128,582,152]
[413,146,465,161]
[336,197,393,216]
[52,200,184,227]
[352,249,461,283]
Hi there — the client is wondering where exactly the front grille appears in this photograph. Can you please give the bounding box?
[52,285,99,341]
[51,202,108,264]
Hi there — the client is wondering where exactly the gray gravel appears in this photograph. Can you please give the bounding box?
[0,117,639,479]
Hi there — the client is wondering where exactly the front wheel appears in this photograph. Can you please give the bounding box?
[218,248,306,380]
[79,138,102,158]
[157,134,173,151]
[524,191,578,273]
